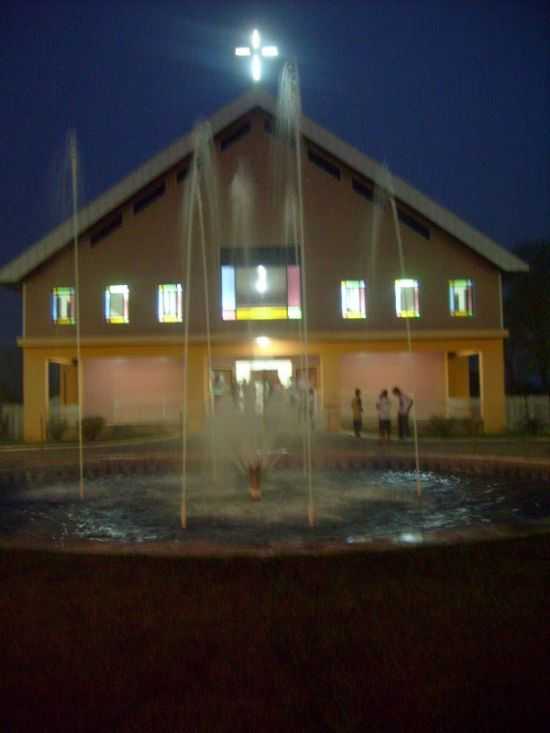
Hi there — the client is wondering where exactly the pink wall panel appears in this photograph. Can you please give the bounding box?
[83,357,184,423]
[340,352,446,420]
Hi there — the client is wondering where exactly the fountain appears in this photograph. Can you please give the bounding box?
[1,62,549,555]
[176,61,317,527]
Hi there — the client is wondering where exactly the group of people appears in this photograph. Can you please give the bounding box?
[212,372,316,425]
[351,386,413,441]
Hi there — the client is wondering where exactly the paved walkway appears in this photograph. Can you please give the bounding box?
[1,431,549,473]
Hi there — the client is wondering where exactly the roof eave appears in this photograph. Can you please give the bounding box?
[0,88,530,282]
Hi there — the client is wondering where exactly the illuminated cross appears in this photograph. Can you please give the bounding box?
[235,29,279,82]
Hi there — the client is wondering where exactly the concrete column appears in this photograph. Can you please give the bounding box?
[23,349,49,442]
[60,362,79,405]
[479,340,506,433]
[185,346,208,433]
[320,350,342,431]
[447,353,470,398]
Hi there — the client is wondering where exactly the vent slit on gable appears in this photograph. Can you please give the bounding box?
[220,121,251,151]
[352,178,374,201]
[133,182,166,214]
[307,148,341,180]
[397,209,430,239]
[89,213,123,246]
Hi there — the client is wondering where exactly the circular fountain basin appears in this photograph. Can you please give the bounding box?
[0,468,548,554]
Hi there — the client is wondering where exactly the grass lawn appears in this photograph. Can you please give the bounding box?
[1,534,549,732]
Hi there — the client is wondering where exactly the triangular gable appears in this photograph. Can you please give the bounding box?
[0,89,528,284]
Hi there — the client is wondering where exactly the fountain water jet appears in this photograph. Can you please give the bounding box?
[275,61,315,526]
[180,122,219,528]
[68,130,85,502]
[177,64,318,526]
[373,165,422,497]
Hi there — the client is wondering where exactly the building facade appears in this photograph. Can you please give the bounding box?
[0,91,527,441]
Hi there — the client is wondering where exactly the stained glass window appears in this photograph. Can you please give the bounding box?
[395,279,420,318]
[158,283,182,323]
[287,265,302,319]
[105,285,129,324]
[449,279,474,317]
[221,266,236,321]
[221,264,301,320]
[341,280,366,319]
[52,287,75,325]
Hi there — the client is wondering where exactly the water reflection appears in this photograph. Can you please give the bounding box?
[0,469,548,547]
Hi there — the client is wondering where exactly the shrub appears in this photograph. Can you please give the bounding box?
[48,416,67,442]
[81,416,105,442]
[523,417,543,436]
[462,417,484,437]
[110,424,137,440]
[0,413,8,439]
[424,416,456,438]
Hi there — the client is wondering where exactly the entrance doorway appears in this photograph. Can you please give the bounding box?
[251,369,280,414]
[235,359,293,387]
[235,359,293,414]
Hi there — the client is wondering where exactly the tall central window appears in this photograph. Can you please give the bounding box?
[221,247,301,320]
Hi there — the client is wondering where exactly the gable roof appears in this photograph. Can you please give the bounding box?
[0,88,528,284]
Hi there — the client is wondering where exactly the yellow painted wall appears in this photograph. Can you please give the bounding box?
[21,333,506,441]
[446,353,470,399]
[23,349,49,442]
[479,340,506,433]
[60,362,79,405]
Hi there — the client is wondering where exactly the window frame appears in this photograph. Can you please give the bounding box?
[51,287,76,325]
[449,278,474,317]
[340,279,367,319]
[105,284,130,324]
[221,263,302,321]
[395,278,420,318]
[158,283,183,323]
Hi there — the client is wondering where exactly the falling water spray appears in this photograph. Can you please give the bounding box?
[69,131,85,501]
[276,61,315,527]
[380,165,422,497]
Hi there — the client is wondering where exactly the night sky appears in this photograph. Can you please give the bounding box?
[1,0,548,345]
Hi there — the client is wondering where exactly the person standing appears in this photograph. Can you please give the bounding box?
[307,385,316,430]
[351,388,363,438]
[392,386,413,439]
[212,373,225,414]
[376,389,391,442]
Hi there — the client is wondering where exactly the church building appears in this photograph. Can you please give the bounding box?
[0,89,527,441]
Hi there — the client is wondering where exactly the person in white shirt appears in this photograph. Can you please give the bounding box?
[392,386,413,439]
[376,389,391,442]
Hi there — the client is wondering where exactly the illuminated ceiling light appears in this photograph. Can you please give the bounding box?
[255,336,270,347]
[235,29,279,82]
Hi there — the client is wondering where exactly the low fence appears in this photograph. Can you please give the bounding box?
[507,395,550,431]
[0,404,23,441]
